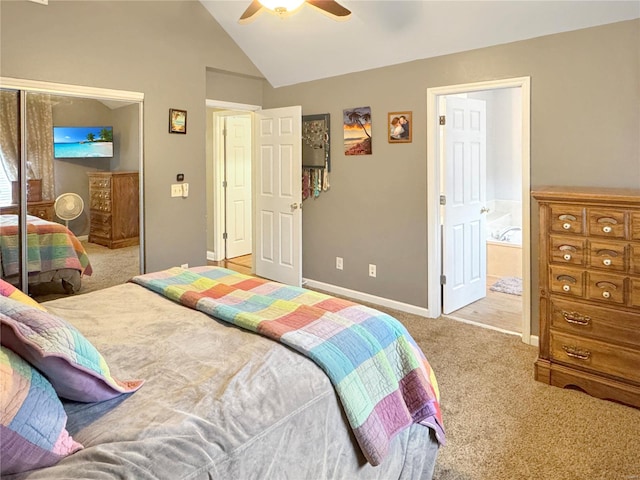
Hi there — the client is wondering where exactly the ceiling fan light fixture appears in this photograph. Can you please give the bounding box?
[258,0,305,15]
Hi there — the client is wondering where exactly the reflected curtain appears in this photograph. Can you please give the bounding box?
[0,91,55,201]
[26,94,55,201]
[0,90,19,182]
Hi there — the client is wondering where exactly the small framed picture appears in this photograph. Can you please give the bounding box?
[388,111,411,143]
[169,108,187,134]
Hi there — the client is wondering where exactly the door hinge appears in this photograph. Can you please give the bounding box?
[439,115,446,126]
[440,274,447,285]
[222,232,228,240]
[222,128,227,137]
[222,180,227,188]
[439,194,446,206]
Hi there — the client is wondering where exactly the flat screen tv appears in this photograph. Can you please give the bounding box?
[53,126,113,159]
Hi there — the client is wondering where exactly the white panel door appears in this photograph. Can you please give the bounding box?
[225,115,252,259]
[254,106,302,286]
[442,96,487,314]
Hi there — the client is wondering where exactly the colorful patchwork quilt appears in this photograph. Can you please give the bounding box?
[131,266,445,466]
[0,215,92,278]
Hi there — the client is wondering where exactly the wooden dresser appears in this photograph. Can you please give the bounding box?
[533,186,640,408]
[0,200,55,222]
[87,171,139,249]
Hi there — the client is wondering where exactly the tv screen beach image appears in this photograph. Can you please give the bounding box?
[53,126,113,158]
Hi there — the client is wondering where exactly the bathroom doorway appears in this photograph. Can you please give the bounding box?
[426,77,532,344]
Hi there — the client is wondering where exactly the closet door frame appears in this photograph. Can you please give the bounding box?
[0,77,145,293]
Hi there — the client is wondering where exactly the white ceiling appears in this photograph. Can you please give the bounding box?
[200,0,640,88]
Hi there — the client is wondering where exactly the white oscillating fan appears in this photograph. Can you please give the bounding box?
[54,193,84,228]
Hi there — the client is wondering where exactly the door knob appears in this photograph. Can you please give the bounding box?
[480,207,490,214]
[290,203,300,210]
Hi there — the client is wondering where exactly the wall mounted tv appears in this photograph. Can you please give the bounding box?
[53,126,113,159]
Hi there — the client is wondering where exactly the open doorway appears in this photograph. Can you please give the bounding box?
[426,77,534,345]
[206,100,303,286]
[206,101,260,271]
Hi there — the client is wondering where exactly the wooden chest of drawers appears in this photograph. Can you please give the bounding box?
[0,200,55,222]
[533,186,640,408]
[87,171,139,249]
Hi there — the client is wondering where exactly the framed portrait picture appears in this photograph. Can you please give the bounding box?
[169,108,187,134]
[388,111,411,143]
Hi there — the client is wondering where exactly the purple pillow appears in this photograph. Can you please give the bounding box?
[0,297,143,402]
[0,345,83,475]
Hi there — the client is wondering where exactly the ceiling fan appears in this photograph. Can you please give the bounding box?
[238,0,351,24]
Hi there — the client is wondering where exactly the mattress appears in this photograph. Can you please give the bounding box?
[5,282,439,479]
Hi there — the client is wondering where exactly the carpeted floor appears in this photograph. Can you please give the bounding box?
[34,258,640,479]
[386,307,640,480]
[31,241,139,302]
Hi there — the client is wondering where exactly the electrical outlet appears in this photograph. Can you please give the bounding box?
[369,264,376,277]
[181,263,189,269]
[336,257,343,270]
[171,184,182,197]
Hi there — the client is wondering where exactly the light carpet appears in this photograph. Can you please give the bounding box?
[32,241,139,302]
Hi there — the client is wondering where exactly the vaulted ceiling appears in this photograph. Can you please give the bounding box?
[200,0,640,88]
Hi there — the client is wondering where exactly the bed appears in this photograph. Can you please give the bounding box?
[0,266,444,479]
[0,214,92,293]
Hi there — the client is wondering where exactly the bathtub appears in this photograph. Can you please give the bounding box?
[486,206,522,278]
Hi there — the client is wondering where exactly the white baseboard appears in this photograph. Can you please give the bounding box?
[303,278,539,346]
[207,251,217,262]
[302,278,432,318]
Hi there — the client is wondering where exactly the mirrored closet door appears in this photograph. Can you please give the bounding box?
[0,80,144,301]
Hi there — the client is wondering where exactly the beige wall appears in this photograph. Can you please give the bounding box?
[263,19,640,331]
[2,2,638,335]
[1,0,264,272]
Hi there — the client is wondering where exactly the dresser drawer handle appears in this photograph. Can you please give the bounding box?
[602,226,612,233]
[563,223,571,230]
[559,214,577,221]
[597,217,618,225]
[557,275,576,284]
[562,345,591,361]
[602,259,612,266]
[562,311,591,326]
[596,281,617,299]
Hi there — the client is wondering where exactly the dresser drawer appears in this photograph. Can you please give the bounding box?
[632,279,640,309]
[631,245,640,275]
[550,235,585,266]
[550,297,640,347]
[90,198,112,212]
[632,212,640,241]
[90,212,112,238]
[549,267,584,297]
[588,241,627,272]
[588,208,626,239]
[550,205,584,234]
[89,177,111,189]
[27,204,54,222]
[550,331,640,384]
[586,272,626,305]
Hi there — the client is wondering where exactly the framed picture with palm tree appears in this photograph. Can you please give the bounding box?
[343,106,372,155]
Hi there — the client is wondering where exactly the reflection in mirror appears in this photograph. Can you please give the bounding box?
[0,89,24,290]
[1,88,141,302]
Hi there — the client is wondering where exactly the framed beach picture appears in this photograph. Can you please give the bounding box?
[169,108,187,134]
[388,111,411,143]
[343,106,372,155]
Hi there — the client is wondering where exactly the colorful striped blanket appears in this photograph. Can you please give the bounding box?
[130,266,445,466]
[0,215,92,278]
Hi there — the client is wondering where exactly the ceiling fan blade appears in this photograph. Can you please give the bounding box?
[306,0,351,20]
[238,0,264,24]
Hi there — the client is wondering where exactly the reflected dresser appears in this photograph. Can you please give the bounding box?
[533,186,640,408]
[87,171,139,249]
